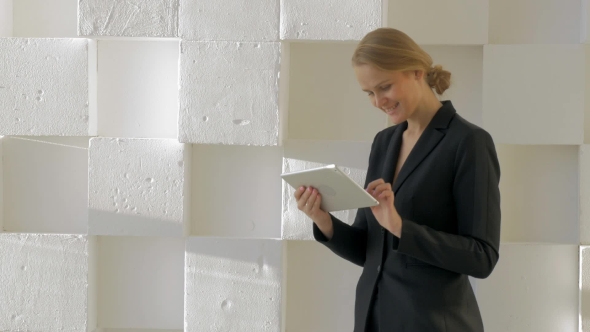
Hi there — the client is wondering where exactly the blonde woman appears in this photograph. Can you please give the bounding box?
[294,28,501,332]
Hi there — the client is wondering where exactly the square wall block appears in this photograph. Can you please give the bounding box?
[179,0,279,41]
[0,38,97,136]
[0,136,3,231]
[489,0,580,44]
[3,137,90,234]
[581,145,590,244]
[580,246,590,331]
[476,243,578,332]
[0,0,12,37]
[288,42,386,141]
[388,45,483,128]
[97,40,178,138]
[179,41,281,146]
[286,240,361,331]
[185,237,284,332]
[496,144,579,244]
[0,234,95,332]
[78,0,179,38]
[280,0,382,41]
[191,144,282,239]
[89,138,191,237]
[483,44,585,144]
[281,159,367,240]
[98,330,182,332]
[13,0,78,38]
[388,0,488,45]
[584,0,590,43]
[283,139,372,170]
[97,236,184,330]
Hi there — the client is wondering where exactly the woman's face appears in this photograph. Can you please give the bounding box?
[354,64,424,124]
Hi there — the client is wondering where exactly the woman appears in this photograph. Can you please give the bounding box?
[294,28,501,332]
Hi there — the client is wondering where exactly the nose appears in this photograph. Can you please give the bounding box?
[374,94,387,109]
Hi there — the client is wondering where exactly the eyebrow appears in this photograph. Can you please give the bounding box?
[362,80,390,92]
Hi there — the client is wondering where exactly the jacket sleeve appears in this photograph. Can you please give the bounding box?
[311,132,381,267]
[396,128,501,279]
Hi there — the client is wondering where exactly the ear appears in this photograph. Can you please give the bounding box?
[414,70,425,80]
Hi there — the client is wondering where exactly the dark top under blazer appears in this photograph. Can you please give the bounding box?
[313,100,501,332]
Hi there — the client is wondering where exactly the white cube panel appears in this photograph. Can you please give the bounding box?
[288,42,386,141]
[586,45,590,144]
[581,246,590,331]
[280,0,382,41]
[98,236,184,329]
[496,144,579,244]
[185,237,284,332]
[191,144,282,238]
[97,40,179,139]
[13,0,78,38]
[483,45,585,144]
[388,0,488,45]
[582,146,590,244]
[489,0,580,44]
[282,158,368,240]
[179,41,281,146]
[179,0,279,41]
[0,234,93,331]
[100,330,181,332]
[286,240,361,331]
[78,0,179,37]
[3,137,89,234]
[584,0,590,43]
[0,38,97,136]
[0,137,3,231]
[0,0,12,37]
[283,139,372,170]
[476,244,578,332]
[89,138,191,237]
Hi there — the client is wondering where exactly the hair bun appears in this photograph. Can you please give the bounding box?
[427,65,451,95]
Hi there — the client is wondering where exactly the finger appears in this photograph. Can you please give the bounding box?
[297,187,311,210]
[312,191,322,211]
[305,188,318,212]
[299,187,314,210]
[294,186,306,200]
[372,182,393,196]
[366,178,384,192]
[378,190,393,199]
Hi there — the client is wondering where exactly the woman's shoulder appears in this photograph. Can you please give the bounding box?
[449,112,494,145]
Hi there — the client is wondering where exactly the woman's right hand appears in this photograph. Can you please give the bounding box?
[294,186,333,238]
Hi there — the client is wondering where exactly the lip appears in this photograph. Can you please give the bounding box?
[384,102,400,115]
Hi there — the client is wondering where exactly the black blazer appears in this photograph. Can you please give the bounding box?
[313,100,501,332]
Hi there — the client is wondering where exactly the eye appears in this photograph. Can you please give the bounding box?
[366,91,374,96]
[380,85,391,91]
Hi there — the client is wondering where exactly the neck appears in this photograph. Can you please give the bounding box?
[405,92,442,136]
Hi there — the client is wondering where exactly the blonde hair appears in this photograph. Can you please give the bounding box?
[351,28,451,95]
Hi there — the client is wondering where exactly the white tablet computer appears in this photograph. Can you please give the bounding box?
[281,164,379,212]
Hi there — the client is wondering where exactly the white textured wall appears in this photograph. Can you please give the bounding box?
[0,234,92,331]
[0,0,589,331]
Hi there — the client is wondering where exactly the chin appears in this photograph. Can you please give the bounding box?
[388,113,407,125]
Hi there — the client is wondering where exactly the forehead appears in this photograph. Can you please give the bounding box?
[354,64,400,88]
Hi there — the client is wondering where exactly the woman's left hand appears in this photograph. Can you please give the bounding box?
[366,178,403,238]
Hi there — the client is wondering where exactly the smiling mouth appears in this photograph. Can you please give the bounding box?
[384,102,400,114]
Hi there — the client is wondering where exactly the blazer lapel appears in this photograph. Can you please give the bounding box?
[381,120,406,187]
[383,101,457,194]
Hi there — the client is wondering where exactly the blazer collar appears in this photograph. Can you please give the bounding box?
[382,100,457,194]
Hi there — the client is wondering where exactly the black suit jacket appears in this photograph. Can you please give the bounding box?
[313,100,501,332]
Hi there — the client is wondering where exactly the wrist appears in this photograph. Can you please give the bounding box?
[390,214,403,238]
